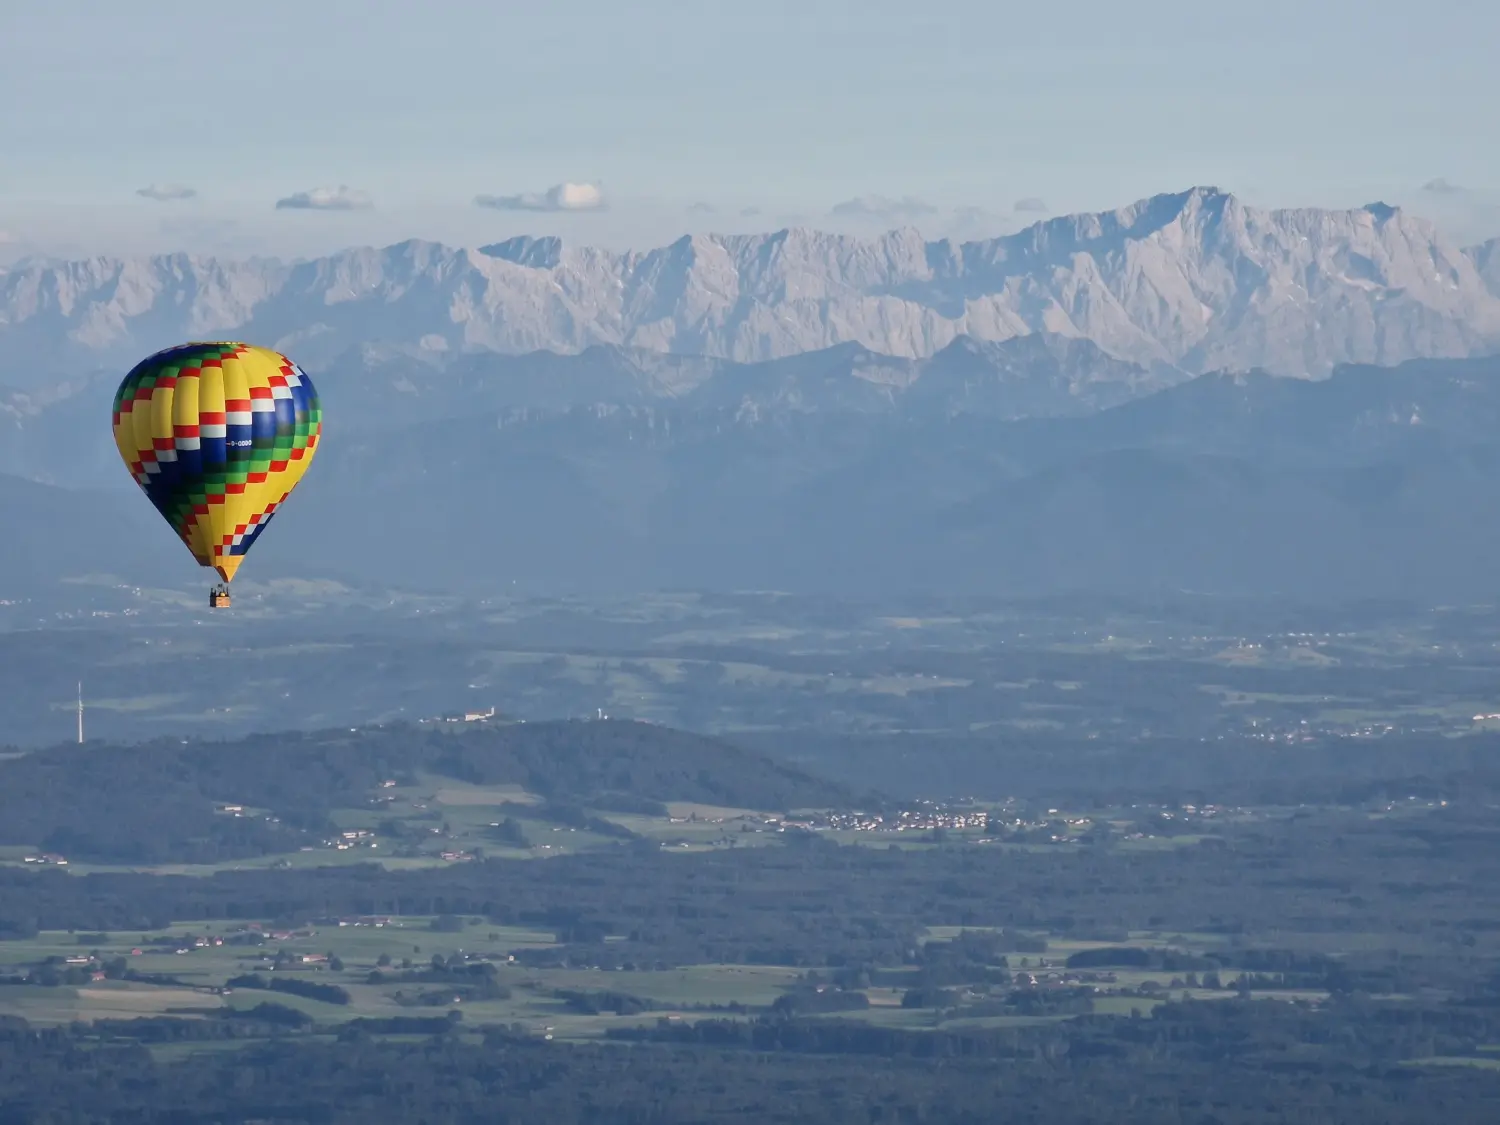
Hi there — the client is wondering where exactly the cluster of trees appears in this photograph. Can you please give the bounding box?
[366,956,513,1003]
[226,973,351,1006]
[611,992,1500,1065]
[556,988,657,1016]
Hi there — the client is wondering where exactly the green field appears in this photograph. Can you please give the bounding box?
[0,915,1343,1046]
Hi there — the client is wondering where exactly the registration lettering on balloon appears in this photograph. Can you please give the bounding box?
[110,342,323,591]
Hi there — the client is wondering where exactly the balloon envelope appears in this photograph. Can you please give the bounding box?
[111,342,322,583]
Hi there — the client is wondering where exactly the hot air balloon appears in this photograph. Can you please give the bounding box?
[111,342,322,608]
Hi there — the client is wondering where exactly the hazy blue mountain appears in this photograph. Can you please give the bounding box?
[910,442,1500,600]
[1472,236,1500,296]
[0,374,124,488]
[251,353,1500,602]
[0,473,178,596]
[0,333,1172,490]
[312,333,1176,432]
[3,188,1497,386]
[10,352,1500,604]
[898,335,1176,418]
[1001,355,1500,469]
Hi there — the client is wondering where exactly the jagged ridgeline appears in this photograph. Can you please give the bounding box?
[2,188,1497,388]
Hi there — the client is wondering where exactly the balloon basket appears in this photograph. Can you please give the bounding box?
[209,584,232,609]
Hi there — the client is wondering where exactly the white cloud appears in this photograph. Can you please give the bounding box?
[474,182,606,212]
[274,185,374,211]
[739,206,762,218]
[1406,179,1499,246]
[136,183,197,202]
[1014,197,1048,213]
[688,201,716,213]
[818,196,1010,240]
[828,194,938,222]
[943,206,1011,241]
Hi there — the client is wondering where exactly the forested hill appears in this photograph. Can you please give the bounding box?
[0,719,857,863]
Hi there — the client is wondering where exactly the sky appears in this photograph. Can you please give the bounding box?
[1,0,1497,261]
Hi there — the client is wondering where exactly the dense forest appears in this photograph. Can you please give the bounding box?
[1,1003,1500,1123]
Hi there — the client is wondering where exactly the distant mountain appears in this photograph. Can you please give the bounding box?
[12,352,1500,604]
[916,442,1500,600]
[0,332,1174,491]
[243,353,1500,602]
[0,375,124,487]
[313,333,1176,432]
[896,335,1171,418]
[3,188,1497,385]
[1473,237,1500,296]
[0,473,178,595]
[1007,355,1500,468]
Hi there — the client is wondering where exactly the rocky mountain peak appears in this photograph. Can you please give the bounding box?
[2,190,1497,387]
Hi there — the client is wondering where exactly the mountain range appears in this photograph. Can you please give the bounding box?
[5,185,1500,607]
[3,187,1498,387]
[0,333,1172,491]
[8,347,1500,604]
[321,332,1176,431]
